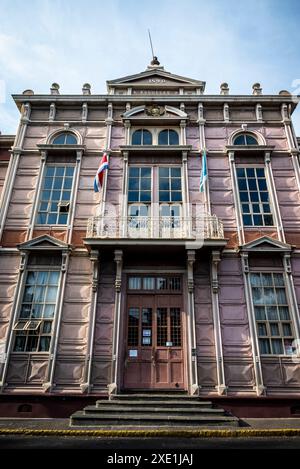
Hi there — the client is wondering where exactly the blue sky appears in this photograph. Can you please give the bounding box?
[1,0,300,134]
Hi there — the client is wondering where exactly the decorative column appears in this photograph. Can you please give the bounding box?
[211,250,227,395]
[197,103,211,214]
[180,119,186,145]
[241,252,266,396]
[100,103,113,217]
[82,103,88,122]
[121,152,129,237]
[124,119,131,145]
[291,150,300,193]
[223,103,229,123]
[81,249,100,392]
[0,151,20,240]
[264,151,285,242]
[49,103,56,121]
[67,149,83,244]
[228,151,245,245]
[182,151,190,237]
[43,250,70,391]
[186,250,199,395]
[283,253,300,340]
[0,102,31,240]
[0,252,28,391]
[109,250,123,396]
[256,104,263,122]
[26,150,47,240]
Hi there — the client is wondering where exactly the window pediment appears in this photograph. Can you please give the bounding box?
[240,236,292,252]
[18,235,71,252]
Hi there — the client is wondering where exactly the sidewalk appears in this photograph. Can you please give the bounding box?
[1,418,300,437]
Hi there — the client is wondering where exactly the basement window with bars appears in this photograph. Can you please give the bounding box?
[250,272,294,355]
[13,270,60,352]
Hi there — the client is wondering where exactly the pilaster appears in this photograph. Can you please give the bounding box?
[228,151,245,245]
[109,250,123,396]
[186,250,199,395]
[211,250,227,395]
[81,249,100,393]
[283,253,300,341]
[0,252,28,390]
[43,250,70,392]
[264,151,285,242]
[241,252,266,396]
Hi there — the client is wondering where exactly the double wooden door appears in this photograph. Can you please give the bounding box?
[123,289,186,390]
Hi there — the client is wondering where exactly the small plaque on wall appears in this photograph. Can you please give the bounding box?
[129,349,138,357]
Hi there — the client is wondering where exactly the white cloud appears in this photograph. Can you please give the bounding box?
[0,0,299,133]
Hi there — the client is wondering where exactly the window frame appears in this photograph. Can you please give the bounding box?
[236,164,274,227]
[250,271,295,356]
[12,267,61,354]
[233,133,259,146]
[130,127,180,146]
[52,132,78,145]
[131,129,153,146]
[35,162,76,226]
[127,164,183,215]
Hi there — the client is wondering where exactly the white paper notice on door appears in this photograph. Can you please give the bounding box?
[129,349,138,357]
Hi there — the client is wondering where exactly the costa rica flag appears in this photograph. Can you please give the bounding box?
[94,153,109,192]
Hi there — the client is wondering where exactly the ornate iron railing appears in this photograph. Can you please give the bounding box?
[86,214,224,240]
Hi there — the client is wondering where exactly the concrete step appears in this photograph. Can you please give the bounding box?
[70,411,239,427]
[84,405,225,416]
[96,399,214,408]
[110,393,193,401]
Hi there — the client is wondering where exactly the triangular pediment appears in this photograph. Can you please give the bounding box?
[107,67,205,90]
[240,236,292,252]
[18,235,71,251]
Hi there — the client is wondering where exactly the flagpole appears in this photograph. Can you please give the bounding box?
[101,102,113,216]
[203,148,211,215]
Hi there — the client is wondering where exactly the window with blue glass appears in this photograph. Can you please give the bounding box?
[128,167,152,203]
[158,129,179,145]
[159,167,182,202]
[132,129,152,145]
[52,132,77,145]
[237,167,273,226]
[233,134,258,146]
[36,165,75,225]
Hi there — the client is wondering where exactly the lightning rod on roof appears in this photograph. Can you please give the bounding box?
[148,29,155,60]
[147,29,160,66]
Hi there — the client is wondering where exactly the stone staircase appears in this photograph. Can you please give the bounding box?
[70,394,239,427]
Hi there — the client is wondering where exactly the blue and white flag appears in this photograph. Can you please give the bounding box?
[200,148,207,193]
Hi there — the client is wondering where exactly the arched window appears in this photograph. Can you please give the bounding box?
[132,129,152,145]
[158,129,179,145]
[52,132,77,145]
[233,134,258,146]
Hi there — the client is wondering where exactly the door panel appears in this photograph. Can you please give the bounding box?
[124,285,185,390]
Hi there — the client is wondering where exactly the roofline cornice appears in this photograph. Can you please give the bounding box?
[13,94,299,109]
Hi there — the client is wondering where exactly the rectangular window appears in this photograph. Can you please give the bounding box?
[36,165,75,225]
[236,167,273,226]
[250,272,294,355]
[13,270,60,352]
[159,167,182,202]
[128,167,151,203]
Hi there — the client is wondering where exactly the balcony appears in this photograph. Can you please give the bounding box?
[86,214,224,245]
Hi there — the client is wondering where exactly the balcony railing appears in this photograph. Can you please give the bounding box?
[86,214,224,240]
